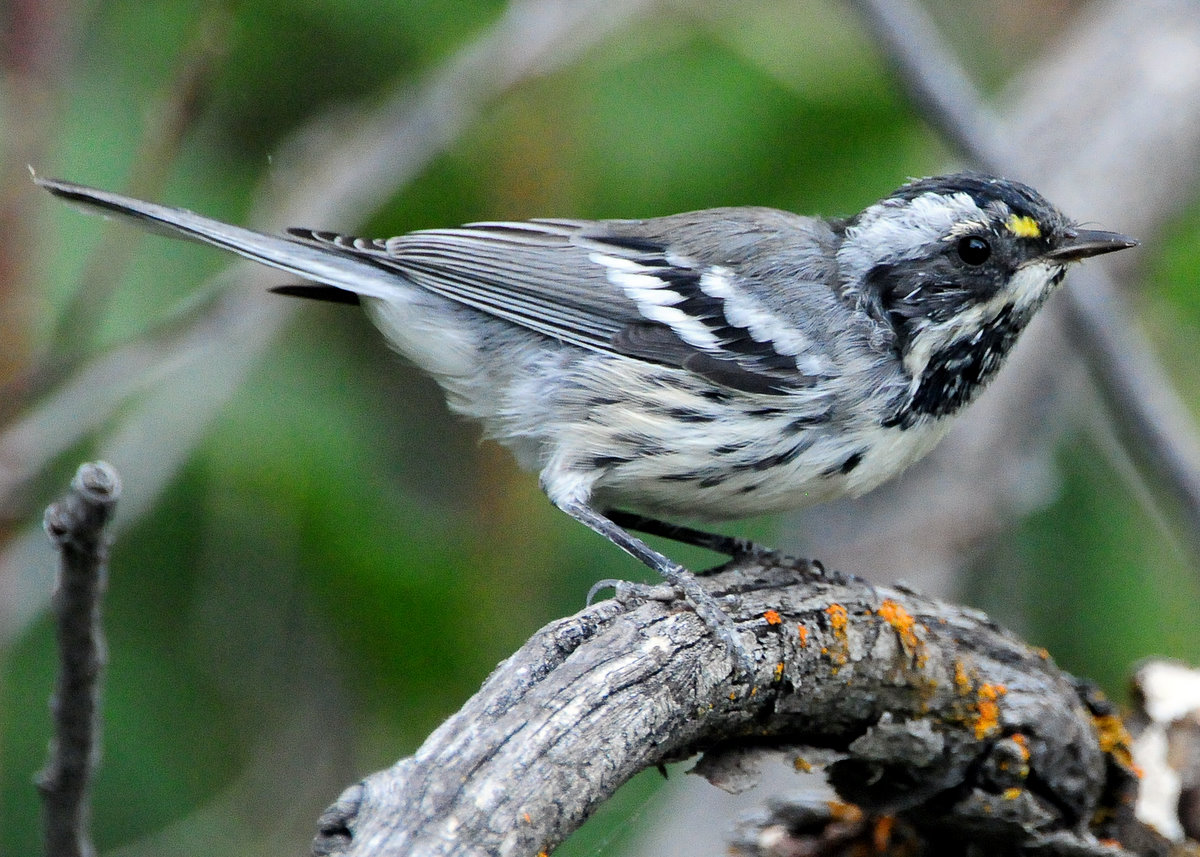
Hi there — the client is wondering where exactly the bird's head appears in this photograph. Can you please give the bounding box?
[837,172,1136,424]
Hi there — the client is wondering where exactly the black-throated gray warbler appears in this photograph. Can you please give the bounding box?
[38,172,1136,672]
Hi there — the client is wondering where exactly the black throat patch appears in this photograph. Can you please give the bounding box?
[884,303,1030,429]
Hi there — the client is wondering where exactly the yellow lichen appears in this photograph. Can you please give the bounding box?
[1093,712,1138,773]
[954,660,973,696]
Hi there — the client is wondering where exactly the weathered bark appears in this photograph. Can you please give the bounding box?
[314,558,1148,856]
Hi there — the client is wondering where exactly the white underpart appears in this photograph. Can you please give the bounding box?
[590,252,722,351]
[901,259,1063,384]
[364,293,479,379]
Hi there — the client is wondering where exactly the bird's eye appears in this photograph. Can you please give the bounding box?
[957,236,991,265]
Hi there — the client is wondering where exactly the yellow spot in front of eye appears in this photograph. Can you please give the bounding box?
[1006,214,1041,239]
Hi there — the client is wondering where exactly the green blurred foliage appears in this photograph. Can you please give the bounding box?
[2,1,1198,855]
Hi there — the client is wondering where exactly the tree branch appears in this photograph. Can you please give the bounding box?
[37,462,121,857]
[313,559,1150,857]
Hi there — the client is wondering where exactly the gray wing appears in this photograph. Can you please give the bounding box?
[36,176,834,395]
[289,210,837,395]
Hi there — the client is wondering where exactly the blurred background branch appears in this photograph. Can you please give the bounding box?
[1,1,1198,856]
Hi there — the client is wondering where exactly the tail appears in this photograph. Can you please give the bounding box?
[36,176,398,303]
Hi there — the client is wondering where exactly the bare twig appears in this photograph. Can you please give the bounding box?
[313,559,1149,857]
[37,462,121,857]
[846,0,1200,561]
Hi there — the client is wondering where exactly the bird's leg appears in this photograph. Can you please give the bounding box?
[554,499,754,676]
[604,510,778,563]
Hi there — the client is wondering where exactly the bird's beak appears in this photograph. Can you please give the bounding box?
[1042,229,1139,263]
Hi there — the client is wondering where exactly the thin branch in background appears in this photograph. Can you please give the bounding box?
[0,0,83,385]
[37,462,121,857]
[43,4,235,366]
[847,0,1200,562]
[844,0,1007,172]
[0,5,236,428]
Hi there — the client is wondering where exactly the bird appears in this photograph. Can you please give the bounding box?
[37,171,1137,673]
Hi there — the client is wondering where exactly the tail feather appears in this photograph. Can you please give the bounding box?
[35,176,400,302]
[270,284,361,305]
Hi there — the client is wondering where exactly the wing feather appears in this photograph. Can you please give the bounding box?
[288,218,825,393]
[38,177,836,396]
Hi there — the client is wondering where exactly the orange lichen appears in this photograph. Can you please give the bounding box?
[822,603,850,667]
[773,661,785,681]
[764,609,782,626]
[972,683,1007,739]
[876,599,917,642]
[826,603,849,633]
[995,736,1030,779]
[797,624,809,646]
[876,598,926,667]
[1011,732,1031,761]
[1002,787,1022,800]
[793,756,813,773]
[523,813,532,824]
